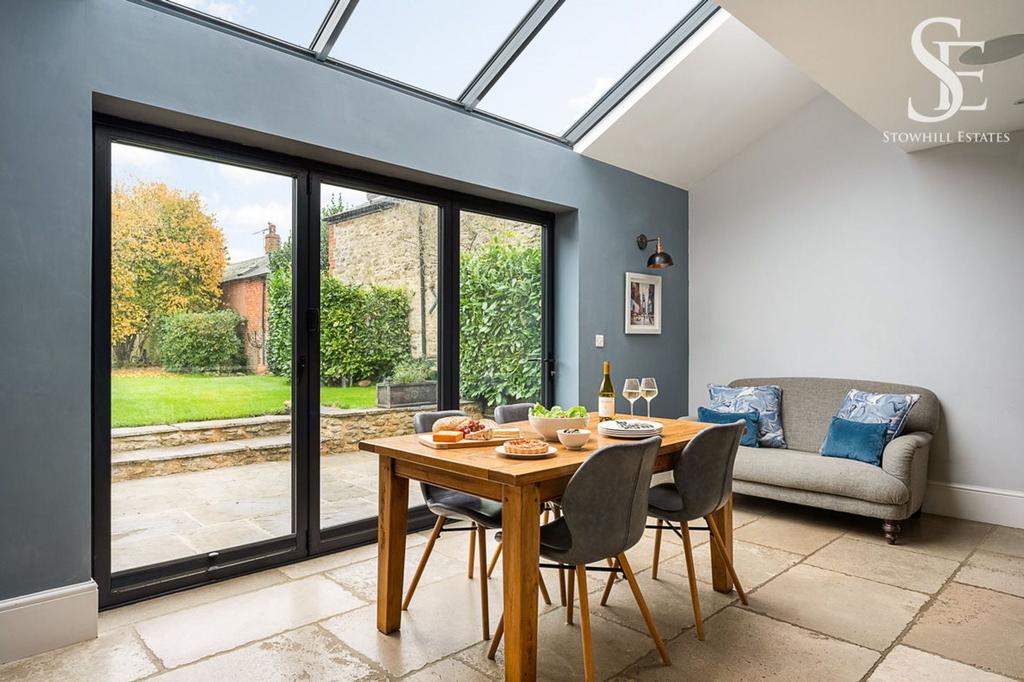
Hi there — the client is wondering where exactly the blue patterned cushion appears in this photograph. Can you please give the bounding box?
[697,407,760,448]
[835,389,920,443]
[708,384,786,448]
[820,416,888,466]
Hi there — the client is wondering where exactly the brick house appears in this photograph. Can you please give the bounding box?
[221,223,280,372]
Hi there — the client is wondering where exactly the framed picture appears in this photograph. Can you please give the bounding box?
[625,272,661,335]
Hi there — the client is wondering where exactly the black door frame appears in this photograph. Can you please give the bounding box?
[92,116,554,607]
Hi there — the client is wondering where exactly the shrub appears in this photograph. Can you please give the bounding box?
[267,260,411,385]
[389,357,435,384]
[157,310,245,373]
[460,239,542,409]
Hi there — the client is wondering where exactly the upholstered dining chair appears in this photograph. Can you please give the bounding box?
[493,402,532,425]
[407,410,501,640]
[488,437,671,680]
[603,420,748,641]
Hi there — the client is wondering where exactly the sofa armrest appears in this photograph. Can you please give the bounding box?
[881,431,932,487]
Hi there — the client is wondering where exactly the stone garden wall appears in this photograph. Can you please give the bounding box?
[111,402,483,481]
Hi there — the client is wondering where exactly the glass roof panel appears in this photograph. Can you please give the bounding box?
[329,0,536,98]
[170,0,334,48]
[478,0,701,135]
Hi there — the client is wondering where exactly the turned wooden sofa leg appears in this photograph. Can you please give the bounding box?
[882,519,902,544]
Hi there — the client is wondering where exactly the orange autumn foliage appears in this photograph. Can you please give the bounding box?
[111,181,225,362]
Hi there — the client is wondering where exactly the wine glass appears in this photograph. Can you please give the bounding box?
[640,377,658,418]
[622,378,640,416]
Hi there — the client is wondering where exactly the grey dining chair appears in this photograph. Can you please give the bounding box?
[488,437,671,680]
[493,402,532,425]
[407,410,502,640]
[604,420,748,641]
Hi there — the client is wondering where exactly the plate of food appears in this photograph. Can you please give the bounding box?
[496,438,558,459]
[419,416,515,448]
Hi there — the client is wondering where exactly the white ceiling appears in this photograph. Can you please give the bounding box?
[717,0,1024,151]
[576,11,821,189]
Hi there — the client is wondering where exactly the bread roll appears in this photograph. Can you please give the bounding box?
[432,416,470,433]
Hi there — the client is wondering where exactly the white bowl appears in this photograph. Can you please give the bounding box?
[528,414,590,441]
[557,428,591,450]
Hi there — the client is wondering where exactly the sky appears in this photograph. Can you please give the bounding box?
[112,144,369,263]
[168,0,696,135]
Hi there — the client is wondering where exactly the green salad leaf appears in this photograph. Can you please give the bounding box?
[530,403,588,418]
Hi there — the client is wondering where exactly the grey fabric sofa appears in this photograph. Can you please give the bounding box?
[725,377,940,544]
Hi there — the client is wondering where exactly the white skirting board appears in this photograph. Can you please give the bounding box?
[0,580,98,664]
[924,481,1024,529]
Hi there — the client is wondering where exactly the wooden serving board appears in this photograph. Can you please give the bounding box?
[417,434,517,449]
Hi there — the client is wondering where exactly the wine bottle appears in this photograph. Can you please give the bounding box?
[598,361,615,422]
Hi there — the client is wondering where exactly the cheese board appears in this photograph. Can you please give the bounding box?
[417,434,519,450]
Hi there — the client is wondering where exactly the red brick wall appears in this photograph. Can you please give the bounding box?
[221,277,267,372]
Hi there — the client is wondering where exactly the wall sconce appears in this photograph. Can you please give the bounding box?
[636,234,674,269]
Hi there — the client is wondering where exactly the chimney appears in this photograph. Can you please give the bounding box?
[264,222,281,254]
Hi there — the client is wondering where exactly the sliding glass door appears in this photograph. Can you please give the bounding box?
[94,120,553,606]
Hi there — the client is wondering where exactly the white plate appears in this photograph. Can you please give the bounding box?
[598,420,663,439]
[496,444,558,459]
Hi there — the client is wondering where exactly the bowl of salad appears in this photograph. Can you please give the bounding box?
[528,404,590,441]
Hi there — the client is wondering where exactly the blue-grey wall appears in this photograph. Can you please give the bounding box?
[0,0,688,600]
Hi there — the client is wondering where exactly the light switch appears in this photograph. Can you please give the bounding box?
[595,334,605,348]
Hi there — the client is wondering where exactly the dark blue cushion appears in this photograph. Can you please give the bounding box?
[820,416,888,466]
[697,407,759,448]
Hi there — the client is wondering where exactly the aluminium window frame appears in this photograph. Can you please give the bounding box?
[92,114,555,607]
[131,0,719,145]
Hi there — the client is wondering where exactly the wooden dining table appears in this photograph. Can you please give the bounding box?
[360,413,735,681]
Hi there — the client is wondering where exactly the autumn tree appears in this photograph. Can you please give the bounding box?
[111,181,226,366]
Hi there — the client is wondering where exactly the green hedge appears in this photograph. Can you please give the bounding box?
[157,310,245,373]
[459,239,542,408]
[267,261,411,385]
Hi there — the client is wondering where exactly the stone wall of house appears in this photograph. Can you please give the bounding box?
[326,199,541,360]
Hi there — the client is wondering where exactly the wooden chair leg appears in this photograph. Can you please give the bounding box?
[487,542,503,578]
[680,522,705,641]
[467,525,477,578]
[576,565,595,682]
[705,515,747,605]
[538,565,552,605]
[651,519,664,580]
[403,514,444,610]
[477,524,490,640]
[566,563,575,625]
[487,613,504,660]
[618,553,671,665]
[599,558,619,606]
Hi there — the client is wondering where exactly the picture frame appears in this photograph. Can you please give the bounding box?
[625,271,662,335]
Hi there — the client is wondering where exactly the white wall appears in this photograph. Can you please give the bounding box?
[689,93,1024,526]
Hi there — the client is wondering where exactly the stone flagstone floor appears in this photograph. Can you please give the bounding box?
[5,496,1023,681]
[111,451,424,573]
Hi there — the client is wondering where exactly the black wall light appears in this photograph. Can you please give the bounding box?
[636,234,674,269]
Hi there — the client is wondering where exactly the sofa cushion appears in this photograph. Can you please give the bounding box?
[708,384,785,448]
[729,377,940,453]
[697,406,759,447]
[733,446,909,505]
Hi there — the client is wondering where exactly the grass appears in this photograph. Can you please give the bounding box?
[111,370,376,428]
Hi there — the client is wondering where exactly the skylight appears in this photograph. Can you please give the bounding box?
[477,0,702,135]
[329,0,536,99]
[156,0,718,144]
[169,0,334,47]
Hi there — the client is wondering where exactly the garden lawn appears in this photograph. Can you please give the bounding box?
[111,371,376,427]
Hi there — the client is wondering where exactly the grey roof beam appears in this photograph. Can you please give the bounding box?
[564,0,719,144]
[458,0,564,109]
[311,0,360,61]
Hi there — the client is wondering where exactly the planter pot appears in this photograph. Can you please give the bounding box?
[377,381,438,408]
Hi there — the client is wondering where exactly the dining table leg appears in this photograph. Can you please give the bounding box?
[501,483,541,682]
[377,455,409,634]
[709,494,735,594]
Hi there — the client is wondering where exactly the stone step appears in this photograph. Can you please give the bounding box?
[111,435,292,482]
